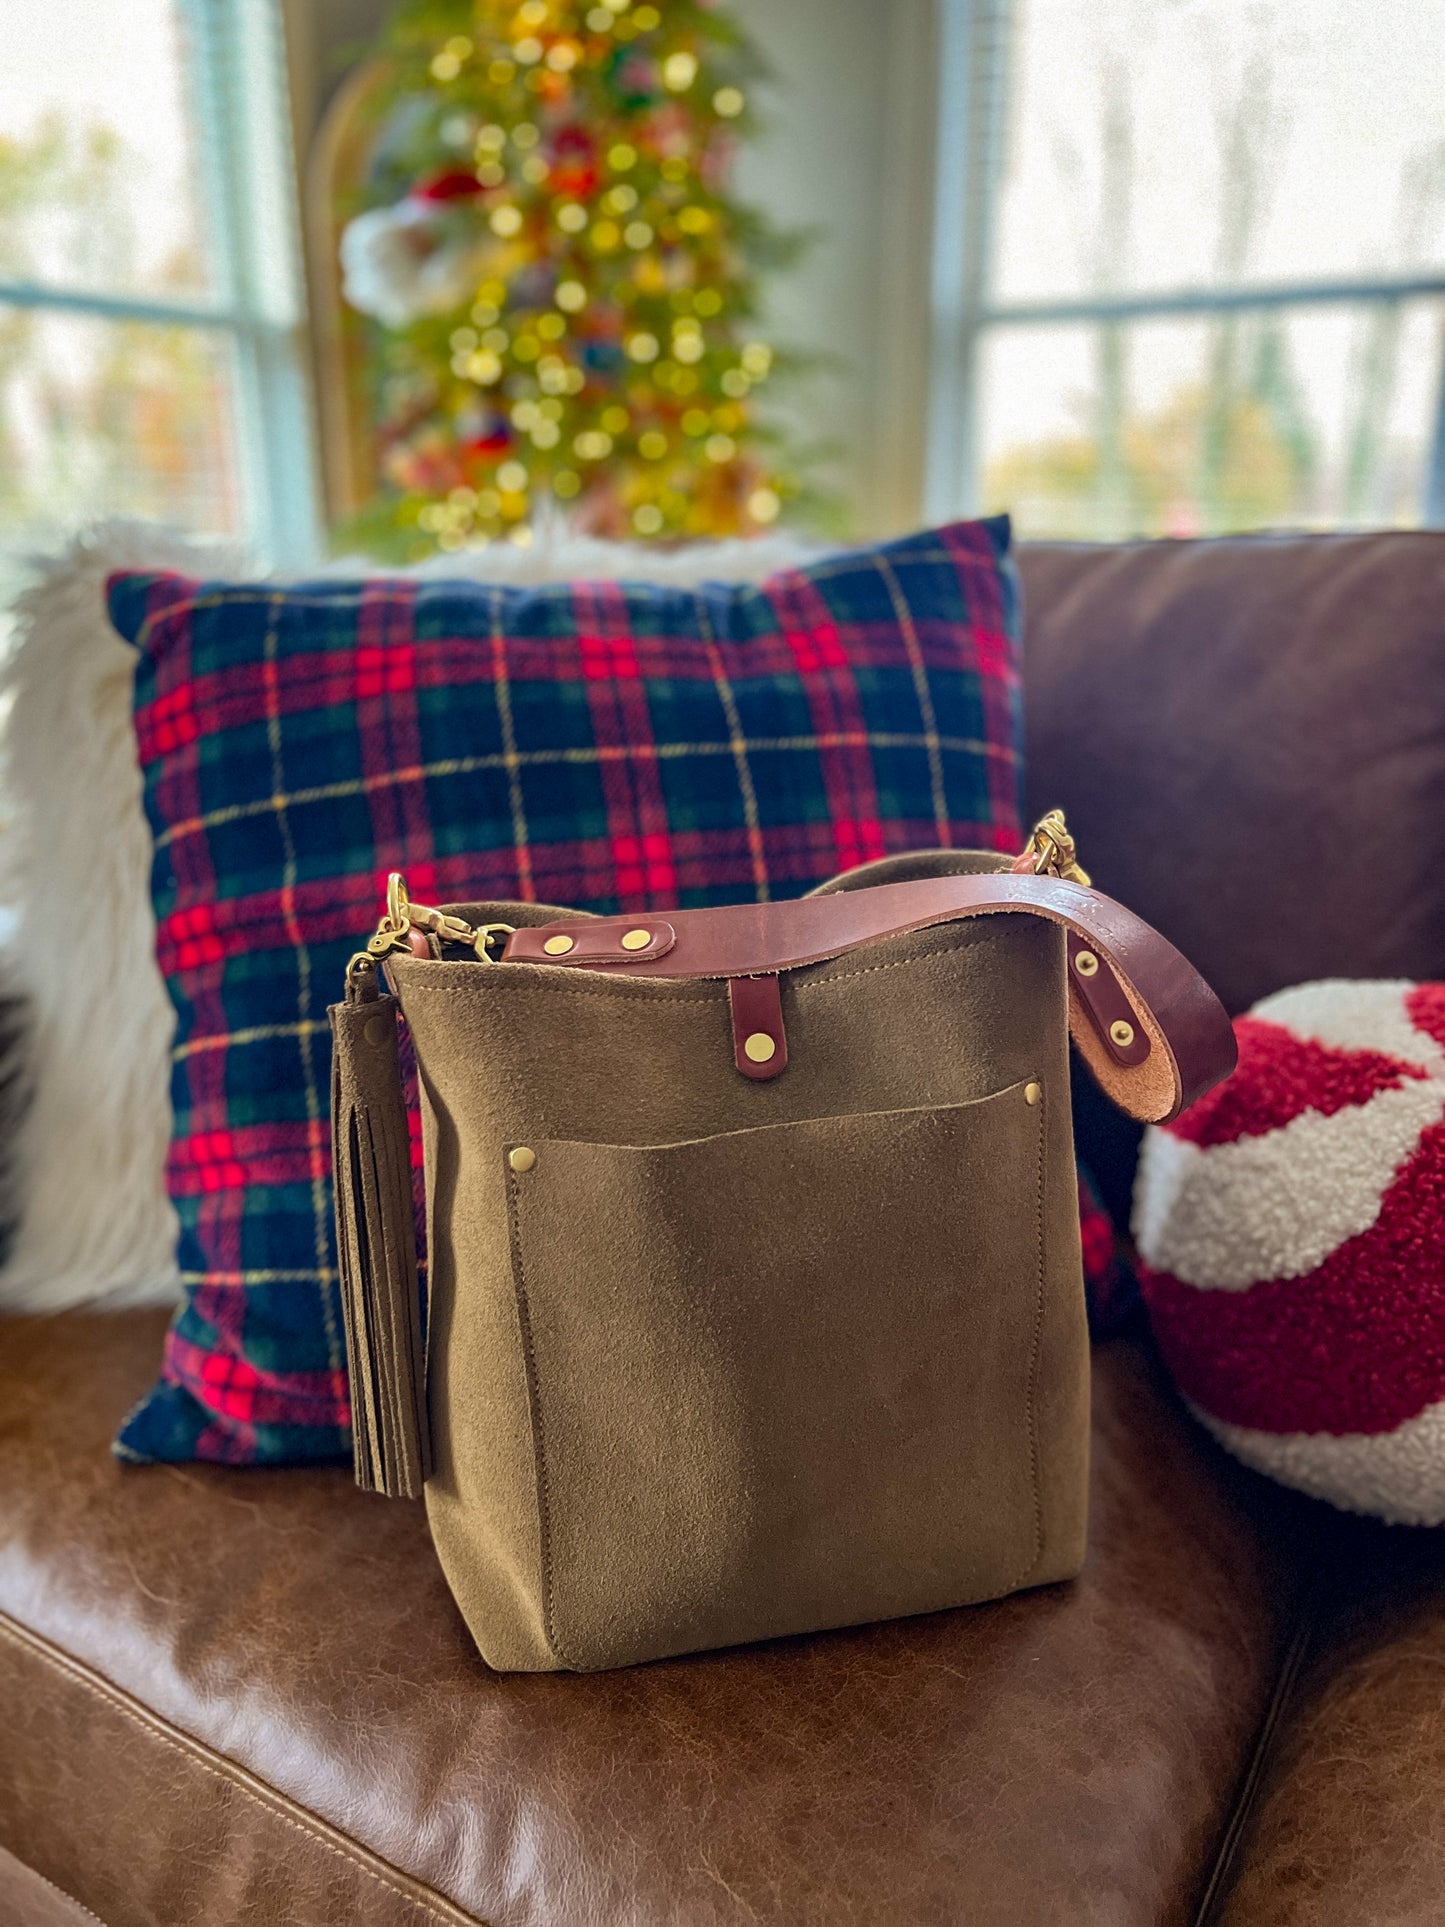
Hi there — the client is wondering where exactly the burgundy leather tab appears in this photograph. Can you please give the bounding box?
[505,919,675,966]
[1067,930,1150,1068]
[728,976,788,1081]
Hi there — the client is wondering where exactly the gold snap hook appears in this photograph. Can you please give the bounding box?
[472,923,516,963]
[1027,810,1091,888]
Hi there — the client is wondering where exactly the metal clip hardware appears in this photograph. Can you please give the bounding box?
[346,872,515,989]
[1026,809,1091,888]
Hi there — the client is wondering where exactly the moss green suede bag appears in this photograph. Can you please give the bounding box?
[330,818,1233,1673]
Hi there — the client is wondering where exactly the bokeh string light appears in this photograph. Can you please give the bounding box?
[339,0,804,551]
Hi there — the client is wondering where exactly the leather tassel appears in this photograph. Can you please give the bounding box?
[329,987,431,1498]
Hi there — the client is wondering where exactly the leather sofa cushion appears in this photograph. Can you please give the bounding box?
[1019,533,1445,1018]
[1219,1524,1445,1925]
[0,1845,103,1927]
[1,1309,1299,1925]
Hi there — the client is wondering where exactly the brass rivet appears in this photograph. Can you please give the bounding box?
[620,927,652,951]
[508,1146,537,1174]
[363,1014,389,1049]
[743,1031,777,1064]
[1024,1081,1042,1107]
[1073,950,1100,978]
[542,934,574,955]
[1110,1019,1136,1049]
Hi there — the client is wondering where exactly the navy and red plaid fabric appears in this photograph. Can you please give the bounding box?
[107,516,1046,1465]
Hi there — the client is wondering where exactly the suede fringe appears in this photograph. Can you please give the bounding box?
[329,990,431,1498]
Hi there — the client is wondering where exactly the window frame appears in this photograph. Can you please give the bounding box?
[0,0,322,567]
[924,0,1445,530]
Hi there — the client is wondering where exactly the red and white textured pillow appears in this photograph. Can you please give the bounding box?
[1135,979,1445,1524]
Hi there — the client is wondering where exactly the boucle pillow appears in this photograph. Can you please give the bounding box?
[1135,979,1445,1523]
[101,516,1027,1464]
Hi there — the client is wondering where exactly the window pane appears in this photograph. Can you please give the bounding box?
[0,305,242,546]
[0,0,214,300]
[995,0,1445,304]
[979,302,1445,538]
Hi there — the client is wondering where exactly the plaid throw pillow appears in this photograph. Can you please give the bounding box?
[107,518,1027,1466]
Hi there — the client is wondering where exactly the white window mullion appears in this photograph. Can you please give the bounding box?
[924,0,1014,525]
[1423,328,1445,526]
[181,0,323,568]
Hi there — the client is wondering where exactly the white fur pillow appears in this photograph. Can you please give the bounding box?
[0,518,820,1311]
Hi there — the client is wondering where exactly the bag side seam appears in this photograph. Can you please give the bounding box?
[504,1164,576,1670]
[1004,1097,1048,1593]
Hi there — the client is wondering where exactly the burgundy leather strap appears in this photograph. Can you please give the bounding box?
[501,873,1234,1123]
[1066,930,1149,1068]
[515,918,675,965]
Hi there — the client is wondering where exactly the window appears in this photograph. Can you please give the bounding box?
[0,0,319,594]
[928,0,1445,537]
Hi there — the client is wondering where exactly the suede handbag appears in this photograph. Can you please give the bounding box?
[330,814,1234,1673]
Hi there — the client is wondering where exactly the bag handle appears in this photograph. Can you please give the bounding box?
[331,832,1236,1497]
[501,866,1235,1127]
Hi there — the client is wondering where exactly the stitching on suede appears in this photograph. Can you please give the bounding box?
[0,1612,479,1926]
[1004,1091,1048,1593]
[791,931,991,991]
[505,1168,576,1670]
[403,980,720,1005]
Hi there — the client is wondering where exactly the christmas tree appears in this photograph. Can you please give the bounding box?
[340,0,804,552]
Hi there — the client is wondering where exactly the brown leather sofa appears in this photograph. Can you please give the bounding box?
[5,531,1445,1926]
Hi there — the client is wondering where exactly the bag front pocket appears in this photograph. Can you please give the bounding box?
[504,1079,1050,1669]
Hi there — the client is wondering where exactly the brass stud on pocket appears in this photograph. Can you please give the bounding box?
[1110,1020,1136,1049]
[1073,950,1100,978]
[508,1146,537,1174]
[1024,1081,1042,1106]
[743,1031,777,1064]
[542,934,574,955]
[620,927,652,951]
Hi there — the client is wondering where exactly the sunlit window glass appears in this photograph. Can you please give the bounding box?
[974,0,1445,535]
